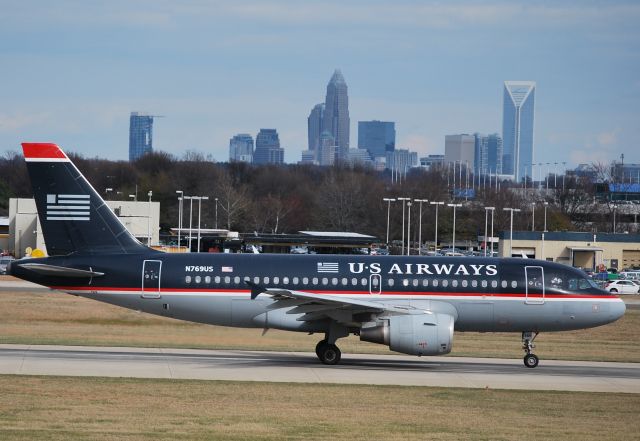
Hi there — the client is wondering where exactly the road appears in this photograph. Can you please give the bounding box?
[1,344,638,393]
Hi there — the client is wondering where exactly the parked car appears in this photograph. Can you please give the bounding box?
[0,256,15,275]
[604,279,640,294]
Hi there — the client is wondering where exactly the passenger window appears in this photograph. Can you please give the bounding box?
[273,277,280,284]
[322,278,328,285]
[193,275,200,283]
[331,278,338,285]
[361,277,367,286]
[451,280,458,288]
[293,277,299,285]
[263,276,270,284]
[461,280,468,288]
[313,277,318,285]
[372,277,379,286]
[215,276,221,284]
[224,276,230,284]
[433,279,439,287]
[481,280,487,288]
[342,278,348,286]
[442,280,449,287]
[303,277,309,285]
[491,280,498,288]
[351,277,358,285]
[253,276,259,284]
[471,280,477,288]
[422,279,429,287]
[501,280,507,288]
[234,276,240,284]
[511,281,517,288]
[185,275,191,284]
[412,279,419,287]
[283,277,289,285]
[205,276,211,284]
[402,279,409,287]
[388,279,395,287]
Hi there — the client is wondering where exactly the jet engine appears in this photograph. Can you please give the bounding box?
[360,313,454,356]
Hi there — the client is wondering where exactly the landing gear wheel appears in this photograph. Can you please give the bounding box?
[317,343,341,365]
[524,353,539,368]
[315,340,328,359]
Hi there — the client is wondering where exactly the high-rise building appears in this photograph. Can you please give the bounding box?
[307,103,325,152]
[128,112,155,162]
[229,134,254,163]
[502,81,535,181]
[254,129,284,165]
[474,133,503,175]
[444,134,475,170]
[358,120,395,159]
[323,69,350,157]
[318,131,337,166]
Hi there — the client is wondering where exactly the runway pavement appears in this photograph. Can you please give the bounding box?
[0,344,638,393]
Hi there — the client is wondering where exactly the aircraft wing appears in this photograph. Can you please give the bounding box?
[246,281,423,323]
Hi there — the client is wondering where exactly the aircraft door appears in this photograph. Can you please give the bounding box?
[369,274,381,294]
[142,260,162,299]
[524,266,545,305]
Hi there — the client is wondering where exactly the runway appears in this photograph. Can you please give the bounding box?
[0,344,638,393]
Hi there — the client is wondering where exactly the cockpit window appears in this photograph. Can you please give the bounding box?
[578,279,590,290]
[568,279,578,291]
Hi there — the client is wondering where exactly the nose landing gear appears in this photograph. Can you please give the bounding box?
[522,331,539,368]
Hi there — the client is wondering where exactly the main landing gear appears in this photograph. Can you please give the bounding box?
[315,323,348,365]
[522,331,540,368]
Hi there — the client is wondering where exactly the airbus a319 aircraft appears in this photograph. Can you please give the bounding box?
[9,143,626,368]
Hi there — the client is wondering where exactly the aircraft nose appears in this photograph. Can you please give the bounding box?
[611,298,626,321]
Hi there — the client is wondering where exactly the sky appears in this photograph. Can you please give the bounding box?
[1,0,639,168]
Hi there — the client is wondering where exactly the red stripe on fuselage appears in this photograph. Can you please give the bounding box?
[22,143,67,159]
[49,285,616,299]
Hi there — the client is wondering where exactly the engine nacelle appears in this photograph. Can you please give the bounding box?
[360,313,454,356]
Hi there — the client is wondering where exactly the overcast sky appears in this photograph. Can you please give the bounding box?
[1,0,639,168]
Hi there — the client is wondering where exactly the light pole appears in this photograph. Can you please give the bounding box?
[214,197,219,229]
[406,201,412,256]
[147,190,153,246]
[383,198,396,246]
[397,197,410,254]
[184,196,194,252]
[430,201,444,252]
[196,196,209,253]
[613,204,617,233]
[447,203,462,252]
[546,163,551,191]
[543,201,549,232]
[484,207,495,257]
[176,190,183,249]
[531,202,536,232]
[554,162,559,188]
[503,207,521,257]
[415,199,428,255]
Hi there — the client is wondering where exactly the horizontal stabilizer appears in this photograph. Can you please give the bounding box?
[19,263,105,278]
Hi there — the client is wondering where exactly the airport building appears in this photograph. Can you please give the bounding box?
[499,231,640,271]
[6,198,160,258]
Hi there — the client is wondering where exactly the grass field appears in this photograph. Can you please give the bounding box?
[0,289,638,362]
[0,376,639,441]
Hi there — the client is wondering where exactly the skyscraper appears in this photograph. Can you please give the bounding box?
[323,69,350,158]
[229,134,254,163]
[254,129,284,165]
[444,134,475,170]
[307,103,324,152]
[128,112,154,162]
[474,133,503,175]
[358,120,395,159]
[502,81,535,181]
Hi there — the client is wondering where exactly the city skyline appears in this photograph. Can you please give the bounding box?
[1,1,639,168]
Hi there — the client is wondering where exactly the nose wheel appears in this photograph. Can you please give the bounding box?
[522,331,539,368]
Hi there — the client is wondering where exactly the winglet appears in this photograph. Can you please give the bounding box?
[245,280,267,299]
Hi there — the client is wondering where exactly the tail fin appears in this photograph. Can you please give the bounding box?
[22,143,148,256]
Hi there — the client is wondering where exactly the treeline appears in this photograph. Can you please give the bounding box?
[0,150,622,244]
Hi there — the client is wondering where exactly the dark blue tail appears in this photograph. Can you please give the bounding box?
[22,143,148,256]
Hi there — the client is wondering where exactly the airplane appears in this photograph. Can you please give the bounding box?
[8,143,626,368]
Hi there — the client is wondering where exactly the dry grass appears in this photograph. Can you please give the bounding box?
[0,289,638,362]
[0,376,638,440]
